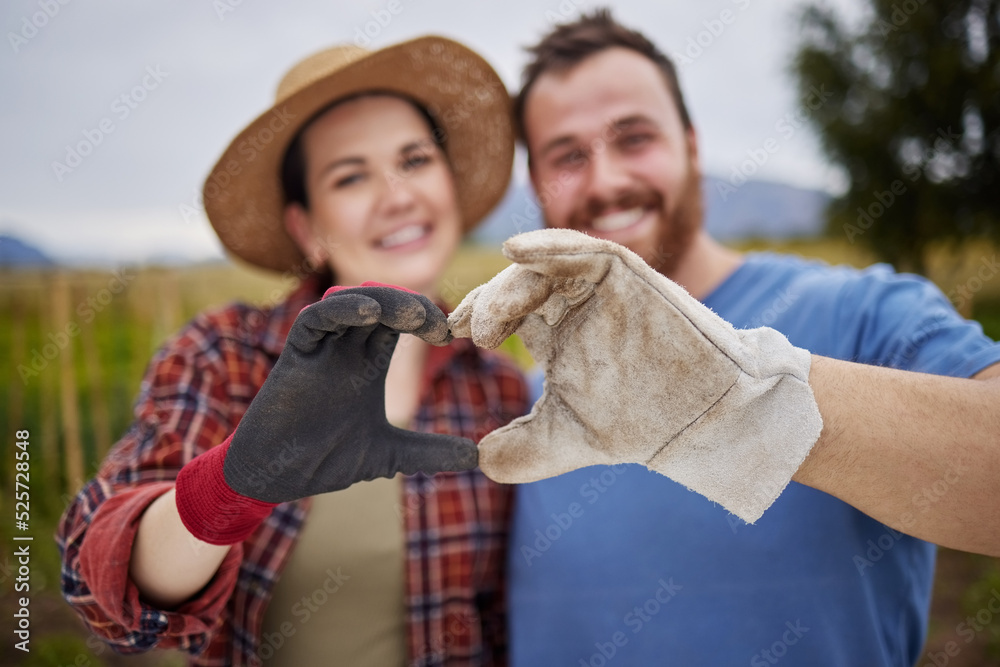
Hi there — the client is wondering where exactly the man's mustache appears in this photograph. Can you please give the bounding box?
[572,190,663,225]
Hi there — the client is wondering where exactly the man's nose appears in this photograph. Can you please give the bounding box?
[583,149,632,204]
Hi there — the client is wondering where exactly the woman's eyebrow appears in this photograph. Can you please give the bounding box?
[400,138,436,153]
[317,156,365,177]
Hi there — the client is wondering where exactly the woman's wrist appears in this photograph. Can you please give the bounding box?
[174,433,278,546]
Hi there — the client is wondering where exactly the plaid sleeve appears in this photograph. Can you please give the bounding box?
[56,309,256,656]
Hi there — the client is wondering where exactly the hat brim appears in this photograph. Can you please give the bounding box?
[203,36,514,273]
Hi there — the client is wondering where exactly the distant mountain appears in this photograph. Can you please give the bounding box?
[471,176,831,245]
[702,176,830,241]
[0,233,55,268]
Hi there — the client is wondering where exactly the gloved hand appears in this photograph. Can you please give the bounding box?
[449,230,823,523]
[176,282,477,544]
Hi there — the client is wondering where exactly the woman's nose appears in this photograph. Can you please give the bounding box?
[378,169,419,213]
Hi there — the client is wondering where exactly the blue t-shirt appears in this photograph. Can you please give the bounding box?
[509,252,1000,667]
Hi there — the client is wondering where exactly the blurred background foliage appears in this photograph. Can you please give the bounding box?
[791,0,1000,275]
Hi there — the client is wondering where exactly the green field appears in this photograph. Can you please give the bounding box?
[1,239,998,665]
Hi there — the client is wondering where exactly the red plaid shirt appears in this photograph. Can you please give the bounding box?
[56,278,528,666]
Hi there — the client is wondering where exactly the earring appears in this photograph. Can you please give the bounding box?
[305,247,328,271]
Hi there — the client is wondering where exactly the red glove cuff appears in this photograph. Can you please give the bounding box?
[175,433,278,546]
[323,281,419,299]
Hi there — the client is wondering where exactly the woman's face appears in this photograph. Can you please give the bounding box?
[285,95,463,294]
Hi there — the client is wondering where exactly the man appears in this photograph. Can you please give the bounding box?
[500,9,1000,666]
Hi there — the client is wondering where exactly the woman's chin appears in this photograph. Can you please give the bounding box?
[333,238,455,294]
[381,253,453,295]
[338,265,442,296]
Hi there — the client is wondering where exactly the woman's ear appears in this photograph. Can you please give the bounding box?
[284,203,328,269]
[685,127,701,169]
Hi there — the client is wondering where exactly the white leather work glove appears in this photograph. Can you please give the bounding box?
[449,229,823,523]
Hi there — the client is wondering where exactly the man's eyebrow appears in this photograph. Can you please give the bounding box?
[608,115,660,132]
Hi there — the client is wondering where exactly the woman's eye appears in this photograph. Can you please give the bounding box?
[334,173,365,188]
[401,153,431,173]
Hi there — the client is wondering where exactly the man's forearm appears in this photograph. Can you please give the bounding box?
[793,356,1000,556]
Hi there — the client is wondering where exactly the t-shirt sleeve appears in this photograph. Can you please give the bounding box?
[836,265,1000,378]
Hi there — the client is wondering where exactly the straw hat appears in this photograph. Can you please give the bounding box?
[203,36,514,273]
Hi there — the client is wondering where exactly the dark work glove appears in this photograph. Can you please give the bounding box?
[175,282,477,544]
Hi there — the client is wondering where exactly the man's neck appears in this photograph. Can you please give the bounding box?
[666,231,744,301]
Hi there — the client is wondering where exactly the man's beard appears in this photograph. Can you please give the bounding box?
[561,162,705,277]
[645,165,703,278]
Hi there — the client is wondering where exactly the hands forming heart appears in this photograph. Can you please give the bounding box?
[449,229,823,523]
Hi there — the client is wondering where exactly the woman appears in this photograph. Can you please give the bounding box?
[57,37,527,666]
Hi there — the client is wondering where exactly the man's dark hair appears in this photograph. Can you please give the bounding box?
[514,8,693,143]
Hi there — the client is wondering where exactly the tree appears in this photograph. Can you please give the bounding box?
[791,0,1000,275]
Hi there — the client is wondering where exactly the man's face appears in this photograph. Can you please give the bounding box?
[523,47,703,276]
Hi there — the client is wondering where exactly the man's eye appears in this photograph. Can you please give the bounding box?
[621,133,653,148]
[555,150,586,169]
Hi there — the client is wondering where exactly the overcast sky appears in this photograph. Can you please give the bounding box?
[1,0,865,264]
